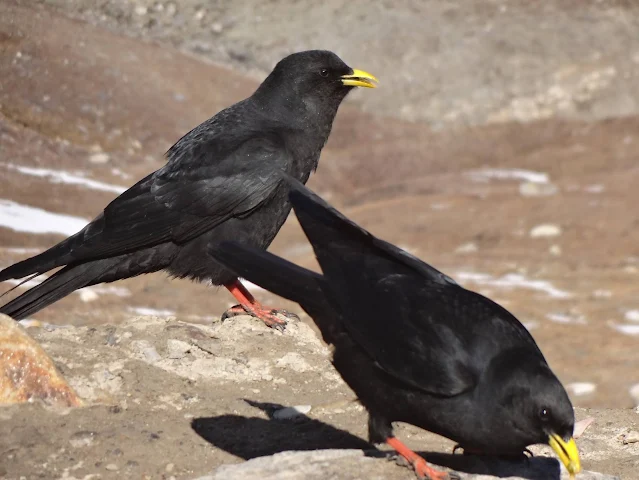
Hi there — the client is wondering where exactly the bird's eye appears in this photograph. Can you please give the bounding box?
[319,68,329,77]
[539,408,551,422]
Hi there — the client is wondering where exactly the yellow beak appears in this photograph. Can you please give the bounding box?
[549,433,581,477]
[341,69,378,88]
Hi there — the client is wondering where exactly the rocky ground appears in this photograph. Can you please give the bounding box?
[1,0,639,478]
[0,314,633,479]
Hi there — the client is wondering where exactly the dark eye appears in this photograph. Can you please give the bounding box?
[539,408,551,422]
[319,68,329,77]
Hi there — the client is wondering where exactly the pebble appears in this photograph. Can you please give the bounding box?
[623,430,639,444]
[166,463,175,472]
[273,405,312,420]
[529,223,562,238]
[519,181,558,197]
[69,431,96,448]
[454,242,478,254]
[211,22,224,33]
[134,5,148,16]
[89,152,110,164]
[105,463,119,471]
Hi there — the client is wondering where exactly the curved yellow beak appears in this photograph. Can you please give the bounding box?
[549,434,581,478]
[341,69,378,88]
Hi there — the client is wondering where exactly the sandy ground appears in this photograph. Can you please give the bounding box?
[1,0,639,478]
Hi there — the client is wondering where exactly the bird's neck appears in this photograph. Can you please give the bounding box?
[251,89,347,140]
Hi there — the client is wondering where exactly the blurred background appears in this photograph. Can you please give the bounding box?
[1,0,639,408]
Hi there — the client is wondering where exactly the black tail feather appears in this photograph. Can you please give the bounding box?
[209,242,328,314]
[0,262,111,320]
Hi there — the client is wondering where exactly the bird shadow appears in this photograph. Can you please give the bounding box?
[191,399,562,480]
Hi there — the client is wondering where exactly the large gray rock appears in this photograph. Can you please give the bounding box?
[197,449,620,480]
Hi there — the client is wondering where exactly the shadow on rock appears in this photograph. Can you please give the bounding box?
[191,400,372,460]
[192,399,563,480]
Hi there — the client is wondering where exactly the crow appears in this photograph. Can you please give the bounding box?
[210,177,581,480]
[0,50,377,328]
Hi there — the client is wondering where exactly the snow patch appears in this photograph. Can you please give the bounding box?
[128,306,176,317]
[0,199,89,236]
[466,168,549,184]
[3,163,126,194]
[566,382,596,396]
[546,312,587,325]
[455,271,571,299]
[609,323,639,336]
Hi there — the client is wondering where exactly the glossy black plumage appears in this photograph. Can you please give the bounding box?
[0,50,376,324]
[209,177,581,479]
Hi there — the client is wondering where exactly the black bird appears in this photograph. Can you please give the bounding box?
[209,177,581,480]
[0,50,377,327]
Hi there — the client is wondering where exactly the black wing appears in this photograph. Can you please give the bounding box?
[286,176,541,397]
[63,135,290,262]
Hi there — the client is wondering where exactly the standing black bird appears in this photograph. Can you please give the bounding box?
[0,50,377,327]
[209,177,582,480]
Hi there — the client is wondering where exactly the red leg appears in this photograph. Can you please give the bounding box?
[387,437,452,480]
[222,279,297,329]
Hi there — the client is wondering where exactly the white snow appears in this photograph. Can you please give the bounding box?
[0,199,89,236]
[455,271,572,299]
[128,306,176,317]
[567,382,596,396]
[3,274,49,289]
[4,274,131,299]
[546,312,587,325]
[2,247,42,255]
[466,168,549,184]
[3,163,126,194]
[609,323,639,336]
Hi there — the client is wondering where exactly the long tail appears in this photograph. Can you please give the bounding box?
[0,260,119,320]
[0,233,87,282]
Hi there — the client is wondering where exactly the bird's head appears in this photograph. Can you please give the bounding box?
[254,50,377,117]
[477,348,581,477]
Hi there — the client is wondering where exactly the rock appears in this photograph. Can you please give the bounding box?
[196,449,619,480]
[272,405,312,420]
[530,224,562,238]
[0,314,82,407]
[573,417,595,439]
[621,430,639,444]
[69,430,97,448]
[275,352,312,373]
[167,339,192,359]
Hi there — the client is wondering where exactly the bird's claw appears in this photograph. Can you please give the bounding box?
[221,303,293,331]
[413,457,455,480]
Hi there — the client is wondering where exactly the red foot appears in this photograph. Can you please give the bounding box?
[387,437,455,480]
[223,280,298,330]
